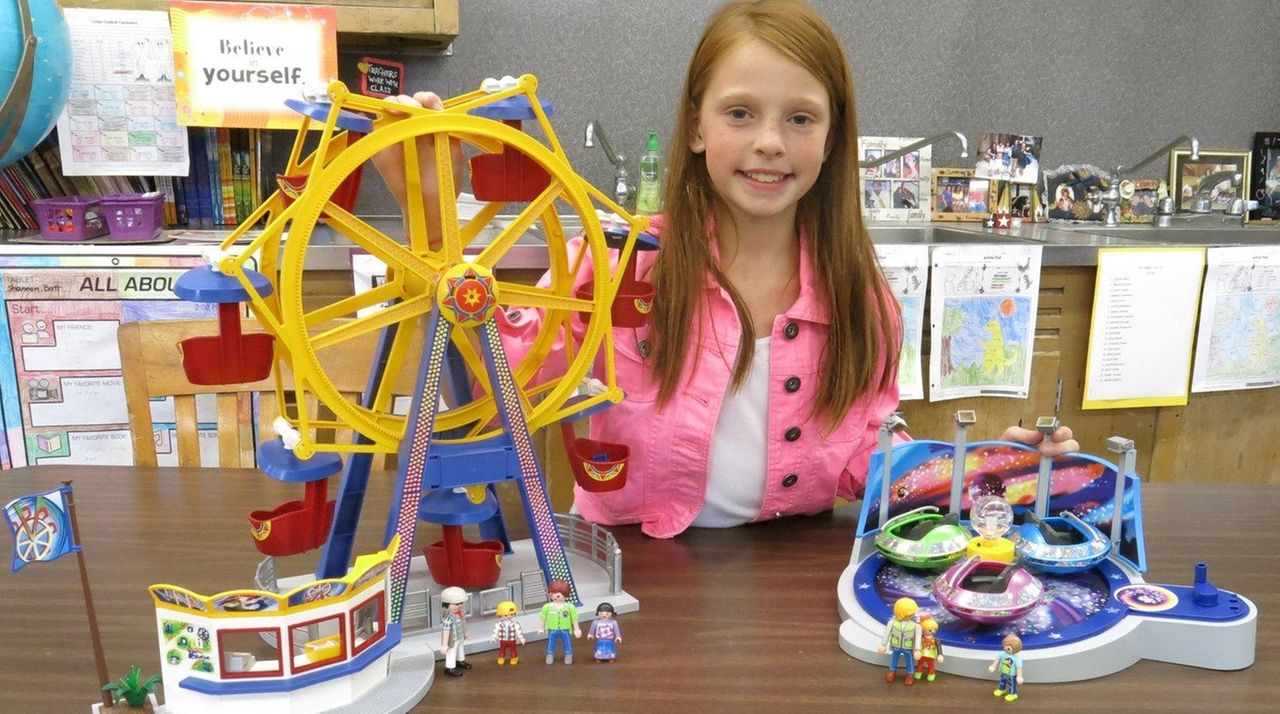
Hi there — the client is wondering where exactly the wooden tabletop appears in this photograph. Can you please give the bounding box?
[1,466,1276,712]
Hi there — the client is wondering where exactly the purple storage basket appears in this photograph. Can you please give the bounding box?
[30,196,109,241]
[101,193,165,240]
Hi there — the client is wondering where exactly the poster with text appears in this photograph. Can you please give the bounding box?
[860,136,931,222]
[56,9,189,176]
[0,254,265,468]
[170,1,338,128]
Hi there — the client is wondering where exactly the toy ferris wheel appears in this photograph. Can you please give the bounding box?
[175,75,652,621]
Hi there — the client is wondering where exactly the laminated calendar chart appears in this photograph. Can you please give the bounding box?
[55,9,189,176]
[1191,246,1280,393]
[875,244,929,400]
[929,245,1042,401]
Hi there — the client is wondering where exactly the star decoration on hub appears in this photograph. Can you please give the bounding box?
[439,264,499,326]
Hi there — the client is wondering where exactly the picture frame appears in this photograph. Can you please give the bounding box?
[1117,179,1164,224]
[859,136,933,222]
[931,168,992,222]
[989,181,1045,222]
[1249,132,1280,223]
[1169,149,1251,215]
[1041,164,1111,223]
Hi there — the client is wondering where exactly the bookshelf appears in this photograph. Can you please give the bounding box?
[0,129,279,232]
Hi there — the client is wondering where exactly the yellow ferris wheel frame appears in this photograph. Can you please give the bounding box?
[206,75,647,459]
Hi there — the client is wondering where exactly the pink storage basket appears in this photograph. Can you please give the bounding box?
[30,196,109,241]
[101,193,165,240]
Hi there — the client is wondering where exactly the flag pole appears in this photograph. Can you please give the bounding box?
[63,480,112,708]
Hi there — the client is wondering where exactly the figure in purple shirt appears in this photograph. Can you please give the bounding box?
[588,602,622,662]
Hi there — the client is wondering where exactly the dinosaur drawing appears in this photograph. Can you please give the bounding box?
[983,320,1020,379]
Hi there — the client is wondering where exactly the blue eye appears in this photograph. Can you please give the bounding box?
[728,108,749,120]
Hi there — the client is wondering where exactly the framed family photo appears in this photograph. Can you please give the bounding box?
[859,136,933,222]
[931,168,991,222]
[1250,132,1280,223]
[1169,149,1251,213]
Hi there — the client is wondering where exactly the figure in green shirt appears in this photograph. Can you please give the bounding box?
[539,579,580,664]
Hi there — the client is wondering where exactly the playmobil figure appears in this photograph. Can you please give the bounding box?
[989,634,1024,702]
[539,579,581,664]
[877,597,921,686]
[588,602,622,662]
[914,616,943,682]
[491,600,526,665]
[440,586,472,677]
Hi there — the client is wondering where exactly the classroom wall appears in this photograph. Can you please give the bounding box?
[344,0,1280,216]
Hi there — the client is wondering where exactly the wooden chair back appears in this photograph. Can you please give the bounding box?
[118,318,415,468]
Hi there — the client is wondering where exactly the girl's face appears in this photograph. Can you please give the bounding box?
[690,37,831,232]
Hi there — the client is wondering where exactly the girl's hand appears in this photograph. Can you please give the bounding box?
[369,91,466,245]
[1002,424,1078,458]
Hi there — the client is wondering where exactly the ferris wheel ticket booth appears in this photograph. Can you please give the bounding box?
[147,539,408,713]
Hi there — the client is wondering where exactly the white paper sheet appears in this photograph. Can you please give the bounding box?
[1083,248,1205,406]
[929,245,1042,401]
[875,244,929,400]
[1191,246,1280,393]
[55,9,189,176]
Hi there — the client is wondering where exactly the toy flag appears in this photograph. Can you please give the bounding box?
[4,485,81,571]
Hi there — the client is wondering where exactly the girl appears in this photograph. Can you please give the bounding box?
[587,602,621,662]
[377,0,1076,539]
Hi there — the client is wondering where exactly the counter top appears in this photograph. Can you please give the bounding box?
[4,218,1278,271]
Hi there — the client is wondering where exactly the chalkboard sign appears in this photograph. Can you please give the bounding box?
[357,56,404,98]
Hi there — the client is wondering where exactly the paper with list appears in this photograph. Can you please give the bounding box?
[1083,248,1205,408]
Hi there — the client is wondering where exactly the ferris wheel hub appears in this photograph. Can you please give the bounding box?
[437,262,500,327]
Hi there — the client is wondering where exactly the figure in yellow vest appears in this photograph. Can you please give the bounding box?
[877,597,921,686]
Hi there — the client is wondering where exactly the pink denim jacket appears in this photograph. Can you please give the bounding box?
[498,216,901,538]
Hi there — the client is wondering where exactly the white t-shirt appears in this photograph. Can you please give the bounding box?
[691,336,771,528]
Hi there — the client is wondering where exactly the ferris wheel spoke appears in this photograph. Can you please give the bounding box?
[310,293,433,351]
[303,280,404,328]
[496,281,596,313]
[401,137,431,254]
[322,203,444,279]
[459,199,506,247]
[475,182,563,270]
[436,138,462,265]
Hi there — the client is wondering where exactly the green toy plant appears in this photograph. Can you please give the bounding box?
[102,665,161,708]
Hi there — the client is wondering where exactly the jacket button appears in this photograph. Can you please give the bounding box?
[781,473,799,488]
[637,339,652,357]
[784,321,799,339]
[785,426,801,442]
[784,376,801,393]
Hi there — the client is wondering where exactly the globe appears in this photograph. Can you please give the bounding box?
[0,0,72,170]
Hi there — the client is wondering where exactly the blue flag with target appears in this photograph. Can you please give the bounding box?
[4,486,80,572]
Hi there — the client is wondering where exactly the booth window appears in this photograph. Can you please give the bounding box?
[217,628,283,678]
[289,614,347,674]
[351,593,386,655]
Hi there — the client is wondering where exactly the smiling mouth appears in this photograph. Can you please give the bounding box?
[739,170,790,184]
